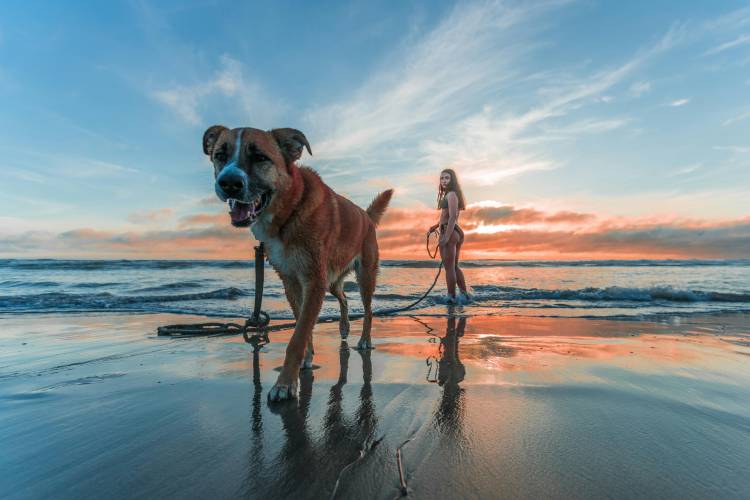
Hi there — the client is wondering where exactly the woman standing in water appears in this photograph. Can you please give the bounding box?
[429,169,469,304]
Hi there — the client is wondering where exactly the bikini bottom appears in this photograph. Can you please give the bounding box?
[439,223,464,240]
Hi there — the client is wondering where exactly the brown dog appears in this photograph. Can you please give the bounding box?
[202,126,393,401]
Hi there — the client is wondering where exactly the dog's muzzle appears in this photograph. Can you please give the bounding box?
[216,165,247,200]
[226,193,270,227]
[215,154,273,226]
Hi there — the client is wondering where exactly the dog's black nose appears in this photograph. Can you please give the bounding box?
[218,171,245,198]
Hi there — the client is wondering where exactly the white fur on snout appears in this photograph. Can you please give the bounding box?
[216,132,250,200]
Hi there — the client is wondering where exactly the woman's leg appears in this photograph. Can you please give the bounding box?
[440,231,460,298]
[454,228,467,294]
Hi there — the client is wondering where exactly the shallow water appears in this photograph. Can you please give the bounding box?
[1,259,750,320]
[1,313,749,499]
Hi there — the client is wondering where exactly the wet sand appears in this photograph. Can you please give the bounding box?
[1,313,749,499]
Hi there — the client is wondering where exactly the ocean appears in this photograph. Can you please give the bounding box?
[1,259,749,320]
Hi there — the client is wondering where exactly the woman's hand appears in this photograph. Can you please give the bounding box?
[439,234,449,246]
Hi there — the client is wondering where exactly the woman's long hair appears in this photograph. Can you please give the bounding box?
[437,168,466,210]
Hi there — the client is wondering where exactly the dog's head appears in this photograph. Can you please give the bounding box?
[202,126,312,227]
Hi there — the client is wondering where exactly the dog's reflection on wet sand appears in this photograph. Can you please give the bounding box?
[241,317,470,498]
[244,336,381,498]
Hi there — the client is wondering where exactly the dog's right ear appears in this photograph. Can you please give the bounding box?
[202,125,229,156]
[270,128,312,163]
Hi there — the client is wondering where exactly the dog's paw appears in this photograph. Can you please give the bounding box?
[355,337,374,350]
[267,380,298,402]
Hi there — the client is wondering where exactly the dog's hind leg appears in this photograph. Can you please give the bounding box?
[330,277,350,339]
[355,232,378,350]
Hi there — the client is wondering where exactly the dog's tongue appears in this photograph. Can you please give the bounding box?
[230,202,251,222]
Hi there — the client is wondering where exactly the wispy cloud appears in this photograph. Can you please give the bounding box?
[722,109,750,126]
[668,98,690,107]
[302,4,684,193]
[713,145,750,153]
[151,55,242,124]
[127,208,174,224]
[3,149,140,180]
[629,80,651,97]
[420,27,681,186]
[703,33,750,56]
[149,55,284,126]
[305,2,570,177]
[667,163,702,177]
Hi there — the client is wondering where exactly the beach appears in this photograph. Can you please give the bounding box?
[2,312,749,499]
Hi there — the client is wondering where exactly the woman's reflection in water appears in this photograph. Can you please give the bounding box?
[434,316,467,436]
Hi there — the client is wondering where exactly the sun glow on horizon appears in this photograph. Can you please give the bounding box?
[466,224,522,234]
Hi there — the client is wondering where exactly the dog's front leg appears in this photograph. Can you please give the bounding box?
[280,276,316,369]
[268,278,325,402]
[281,275,302,321]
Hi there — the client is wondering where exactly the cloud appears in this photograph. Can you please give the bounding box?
[372,201,750,259]
[463,205,596,226]
[668,98,690,107]
[150,55,282,126]
[722,109,750,126]
[540,118,629,137]
[197,195,223,206]
[667,163,702,177]
[376,217,750,260]
[703,33,750,56]
[177,213,227,228]
[303,0,678,190]
[629,80,651,97]
[151,55,241,124]
[713,145,750,153]
[127,208,174,224]
[2,202,748,260]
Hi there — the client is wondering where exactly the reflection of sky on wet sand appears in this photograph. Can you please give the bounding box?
[2,312,750,499]
[370,315,750,386]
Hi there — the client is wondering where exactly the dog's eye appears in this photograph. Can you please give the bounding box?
[246,144,269,163]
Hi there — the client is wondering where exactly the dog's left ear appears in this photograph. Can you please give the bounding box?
[203,125,229,156]
[270,128,312,163]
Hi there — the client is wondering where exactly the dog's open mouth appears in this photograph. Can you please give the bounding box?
[228,192,270,227]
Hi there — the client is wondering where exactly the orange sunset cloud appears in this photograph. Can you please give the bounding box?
[2,201,748,260]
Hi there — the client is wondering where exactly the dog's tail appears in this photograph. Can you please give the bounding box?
[366,189,394,227]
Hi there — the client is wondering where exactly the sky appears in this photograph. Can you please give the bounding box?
[1,0,749,260]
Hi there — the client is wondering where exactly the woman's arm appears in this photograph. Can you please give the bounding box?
[440,192,459,244]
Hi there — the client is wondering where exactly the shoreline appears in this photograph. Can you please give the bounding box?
[3,306,750,322]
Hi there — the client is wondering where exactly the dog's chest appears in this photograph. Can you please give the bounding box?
[263,238,288,272]
[252,222,299,276]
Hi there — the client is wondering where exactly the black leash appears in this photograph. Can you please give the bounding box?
[247,243,270,329]
[157,230,444,337]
